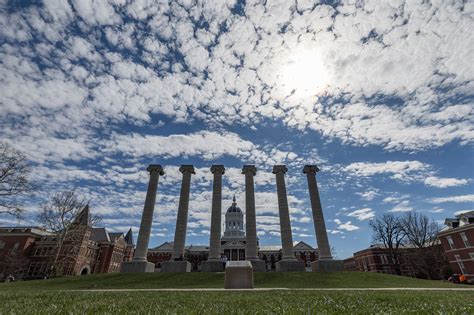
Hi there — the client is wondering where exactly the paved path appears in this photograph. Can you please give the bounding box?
[70,287,474,292]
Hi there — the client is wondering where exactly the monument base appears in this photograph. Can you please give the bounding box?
[161,261,192,272]
[120,260,155,273]
[248,259,267,272]
[311,259,344,272]
[225,261,254,289]
[275,259,305,272]
[201,260,224,272]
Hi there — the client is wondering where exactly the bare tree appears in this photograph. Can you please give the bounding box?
[37,190,101,276]
[401,211,446,279]
[369,213,406,275]
[401,212,439,248]
[0,142,34,218]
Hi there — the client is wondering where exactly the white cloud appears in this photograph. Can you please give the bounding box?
[356,190,378,201]
[423,176,469,188]
[105,131,301,167]
[337,221,359,232]
[430,194,474,204]
[347,208,375,221]
[389,200,413,213]
[345,161,427,178]
[298,217,311,223]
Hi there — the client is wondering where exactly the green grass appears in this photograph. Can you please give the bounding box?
[0,271,459,291]
[0,291,473,314]
[1,272,470,314]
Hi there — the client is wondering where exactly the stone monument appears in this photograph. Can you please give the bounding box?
[273,165,305,272]
[242,165,266,272]
[224,261,254,289]
[202,165,225,272]
[121,165,164,273]
[162,165,195,273]
[303,165,343,272]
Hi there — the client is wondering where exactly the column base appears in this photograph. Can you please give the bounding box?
[120,260,155,273]
[225,261,254,289]
[311,259,344,272]
[275,259,305,272]
[161,261,192,272]
[201,260,225,272]
[248,259,267,272]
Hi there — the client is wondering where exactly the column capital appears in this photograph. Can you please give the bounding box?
[272,165,288,175]
[303,165,320,174]
[179,165,195,174]
[242,165,257,176]
[210,165,225,175]
[147,165,164,175]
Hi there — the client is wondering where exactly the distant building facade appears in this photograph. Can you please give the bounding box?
[0,206,134,279]
[438,211,474,281]
[349,245,417,277]
[344,243,448,279]
[147,197,319,271]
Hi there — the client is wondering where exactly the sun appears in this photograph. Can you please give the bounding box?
[276,49,331,99]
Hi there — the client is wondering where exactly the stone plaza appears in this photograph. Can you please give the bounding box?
[121,164,343,273]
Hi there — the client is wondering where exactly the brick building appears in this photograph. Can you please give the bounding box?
[344,243,448,279]
[0,206,134,279]
[349,245,416,277]
[438,211,474,281]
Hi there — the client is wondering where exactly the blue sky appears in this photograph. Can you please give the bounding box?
[0,0,473,259]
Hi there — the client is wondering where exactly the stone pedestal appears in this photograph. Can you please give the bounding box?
[161,261,192,273]
[275,260,305,272]
[225,261,254,289]
[248,260,267,272]
[120,260,155,273]
[311,260,344,272]
[201,261,224,272]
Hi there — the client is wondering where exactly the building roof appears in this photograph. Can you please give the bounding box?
[226,195,242,213]
[125,228,134,245]
[91,227,110,242]
[0,227,52,237]
[73,205,90,225]
[442,210,474,231]
[109,232,123,241]
[259,245,281,252]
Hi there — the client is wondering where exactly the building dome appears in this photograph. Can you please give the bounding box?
[226,195,242,213]
[223,195,245,238]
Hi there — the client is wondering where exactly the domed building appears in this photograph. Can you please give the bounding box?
[148,195,319,271]
[221,196,247,261]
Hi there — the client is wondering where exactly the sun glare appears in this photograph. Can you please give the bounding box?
[277,49,330,99]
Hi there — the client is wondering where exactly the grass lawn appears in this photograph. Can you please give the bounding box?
[0,290,473,314]
[1,272,471,314]
[0,271,460,291]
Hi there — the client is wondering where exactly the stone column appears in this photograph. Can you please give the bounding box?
[241,165,266,272]
[242,165,258,260]
[121,165,163,273]
[273,165,305,272]
[272,165,296,260]
[171,165,195,260]
[208,165,225,261]
[303,165,332,259]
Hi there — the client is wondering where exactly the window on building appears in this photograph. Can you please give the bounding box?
[0,240,5,249]
[11,242,19,253]
[446,236,455,250]
[469,253,474,261]
[455,255,467,274]
[460,232,470,247]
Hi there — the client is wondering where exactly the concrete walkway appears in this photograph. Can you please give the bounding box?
[70,287,474,292]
